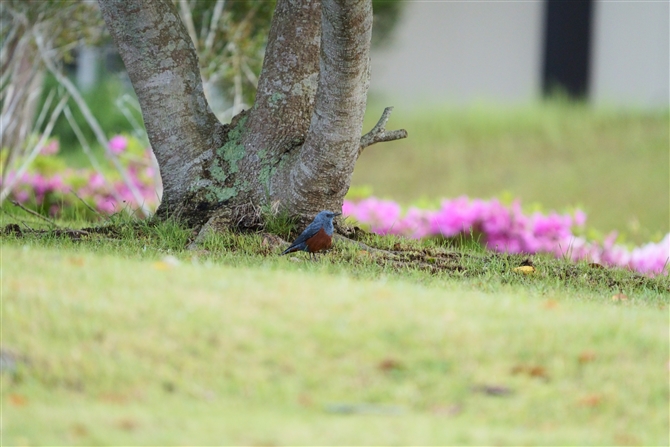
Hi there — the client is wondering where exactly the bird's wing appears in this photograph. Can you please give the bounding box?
[283,220,322,251]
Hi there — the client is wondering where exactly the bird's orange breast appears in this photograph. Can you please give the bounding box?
[305,228,333,253]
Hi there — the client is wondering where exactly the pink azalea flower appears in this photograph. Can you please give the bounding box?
[96,197,118,214]
[342,200,356,218]
[47,175,66,192]
[40,139,60,155]
[13,190,30,204]
[342,195,667,275]
[108,135,128,155]
[573,209,587,227]
[88,173,105,189]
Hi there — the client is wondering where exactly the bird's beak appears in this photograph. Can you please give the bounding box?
[334,212,342,216]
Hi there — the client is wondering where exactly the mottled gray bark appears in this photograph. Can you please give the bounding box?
[274,0,374,217]
[98,0,227,218]
[236,0,321,204]
[99,0,407,231]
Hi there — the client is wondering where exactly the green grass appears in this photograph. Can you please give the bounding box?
[2,216,669,445]
[4,98,669,444]
[356,100,669,244]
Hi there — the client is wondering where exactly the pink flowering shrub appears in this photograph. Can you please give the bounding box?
[108,135,129,155]
[1,135,161,218]
[3,137,667,276]
[343,196,669,276]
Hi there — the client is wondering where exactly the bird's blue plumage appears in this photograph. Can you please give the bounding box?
[281,210,339,255]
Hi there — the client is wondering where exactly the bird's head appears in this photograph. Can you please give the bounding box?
[316,210,341,222]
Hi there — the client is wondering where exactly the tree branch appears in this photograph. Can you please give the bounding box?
[359,106,408,155]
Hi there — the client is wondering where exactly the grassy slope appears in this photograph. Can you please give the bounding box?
[355,102,669,243]
[2,237,669,445]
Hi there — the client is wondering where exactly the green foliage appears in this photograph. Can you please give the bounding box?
[177,0,404,105]
[1,1,104,59]
[37,75,143,155]
[372,0,404,47]
[181,0,275,105]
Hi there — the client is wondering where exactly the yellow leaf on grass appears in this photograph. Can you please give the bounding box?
[152,261,172,270]
[153,256,181,270]
[513,265,535,274]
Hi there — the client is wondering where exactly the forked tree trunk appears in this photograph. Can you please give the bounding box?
[98,0,406,232]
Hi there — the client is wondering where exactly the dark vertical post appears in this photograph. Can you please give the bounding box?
[542,0,594,98]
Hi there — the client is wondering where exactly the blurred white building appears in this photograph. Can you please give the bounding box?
[370,1,669,108]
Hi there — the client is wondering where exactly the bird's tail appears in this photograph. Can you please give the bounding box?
[281,246,296,255]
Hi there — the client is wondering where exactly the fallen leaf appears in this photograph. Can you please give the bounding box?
[152,261,171,270]
[528,366,549,379]
[71,423,88,437]
[9,394,27,406]
[611,293,628,301]
[116,418,139,431]
[578,394,602,407]
[68,257,84,266]
[298,393,313,407]
[513,265,535,274]
[543,299,559,309]
[578,351,597,364]
[588,262,604,269]
[614,433,640,445]
[511,364,550,380]
[378,358,404,372]
[99,392,129,404]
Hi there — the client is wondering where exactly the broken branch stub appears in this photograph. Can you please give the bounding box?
[359,106,408,155]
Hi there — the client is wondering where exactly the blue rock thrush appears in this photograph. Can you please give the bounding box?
[281,210,341,258]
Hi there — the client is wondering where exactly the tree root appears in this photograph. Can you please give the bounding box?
[333,234,398,257]
[1,222,118,241]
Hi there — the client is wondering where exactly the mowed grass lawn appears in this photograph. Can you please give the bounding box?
[2,241,668,445]
[355,101,669,243]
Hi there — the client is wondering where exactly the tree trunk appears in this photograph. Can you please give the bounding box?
[98,0,406,232]
[98,0,227,221]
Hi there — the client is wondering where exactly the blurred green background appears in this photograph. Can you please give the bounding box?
[356,101,669,244]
